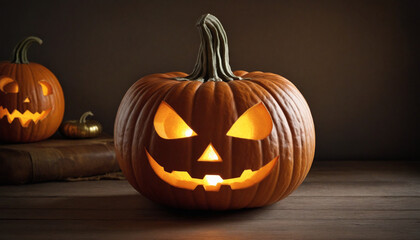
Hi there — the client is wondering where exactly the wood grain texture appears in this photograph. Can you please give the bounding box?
[0,161,419,240]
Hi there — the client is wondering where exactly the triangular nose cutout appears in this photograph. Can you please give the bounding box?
[198,143,222,162]
[23,97,30,103]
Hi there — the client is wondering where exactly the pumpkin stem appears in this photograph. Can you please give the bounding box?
[79,111,94,123]
[11,36,43,64]
[176,14,241,82]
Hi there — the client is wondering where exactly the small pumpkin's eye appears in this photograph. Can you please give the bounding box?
[226,102,273,140]
[39,80,53,96]
[154,101,197,139]
[0,76,19,93]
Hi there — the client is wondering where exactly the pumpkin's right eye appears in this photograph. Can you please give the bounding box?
[226,102,273,140]
[38,80,53,96]
[0,76,19,94]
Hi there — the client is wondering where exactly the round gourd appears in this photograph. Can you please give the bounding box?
[114,14,315,210]
[60,111,102,138]
[0,36,65,143]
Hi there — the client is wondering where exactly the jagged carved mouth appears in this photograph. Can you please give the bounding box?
[145,149,278,191]
[0,106,51,127]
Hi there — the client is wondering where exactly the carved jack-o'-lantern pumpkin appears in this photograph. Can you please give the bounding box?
[114,14,315,210]
[0,36,65,143]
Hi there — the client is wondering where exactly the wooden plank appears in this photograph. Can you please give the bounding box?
[0,219,418,240]
[0,161,419,240]
[0,208,419,221]
[1,178,419,197]
[0,196,419,211]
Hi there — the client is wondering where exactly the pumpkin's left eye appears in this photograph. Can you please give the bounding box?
[39,80,53,96]
[226,102,273,140]
[0,76,19,93]
[154,101,197,139]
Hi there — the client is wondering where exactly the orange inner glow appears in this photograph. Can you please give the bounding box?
[226,102,273,140]
[146,149,278,191]
[154,101,197,139]
[197,143,222,162]
[0,106,51,127]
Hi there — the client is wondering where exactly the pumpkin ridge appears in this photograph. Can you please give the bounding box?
[118,80,165,191]
[281,82,315,192]
[22,64,38,141]
[247,77,298,202]
[224,81,237,208]
[226,81,261,208]
[146,81,189,207]
[31,62,64,140]
[233,80,266,207]
[115,88,140,191]
[273,82,311,197]
[132,82,174,196]
[250,77,314,202]
[160,80,195,208]
[178,81,203,208]
[264,81,302,201]
[242,80,283,207]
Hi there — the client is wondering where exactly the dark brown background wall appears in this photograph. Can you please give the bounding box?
[0,0,418,160]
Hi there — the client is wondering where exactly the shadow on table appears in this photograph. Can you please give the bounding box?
[45,193,272,233]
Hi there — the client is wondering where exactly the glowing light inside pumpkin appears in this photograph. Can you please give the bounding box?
[204,175,223,186]
[226,102,273,140]
[0,106,51,127]
[23,97,30,103]
[198,143,222,162]
[184,128,193,137]
[154,101,197,139]
[146,149,278,191]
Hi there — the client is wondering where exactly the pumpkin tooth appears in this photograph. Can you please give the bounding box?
[0,106,9,119]
[0,108,51,127]
[8,109,19,123]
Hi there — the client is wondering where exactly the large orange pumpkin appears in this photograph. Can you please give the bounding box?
[114,14,315,210]
[0,36,65,143]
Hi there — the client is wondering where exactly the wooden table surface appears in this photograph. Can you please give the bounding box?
[0,161,419,240]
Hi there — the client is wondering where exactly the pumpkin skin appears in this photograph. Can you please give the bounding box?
[114,15,315,210]
[0,37,65,143]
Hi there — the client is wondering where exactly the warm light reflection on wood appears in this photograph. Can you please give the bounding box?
[226,102,273,140]
[154,101,197,139]
[146,149,278,191]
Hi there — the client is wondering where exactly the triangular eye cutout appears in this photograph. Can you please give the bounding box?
[154,101,197,139]
[226,102,273,140]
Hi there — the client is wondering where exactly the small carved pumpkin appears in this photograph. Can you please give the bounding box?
[60,111,102,138]
[0,36,65,143]
[114,14,315,210]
